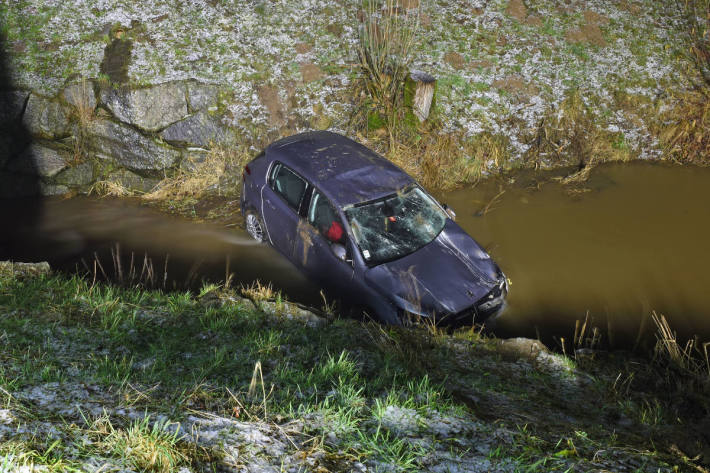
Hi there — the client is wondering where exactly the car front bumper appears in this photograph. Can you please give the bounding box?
[443,276,508,326]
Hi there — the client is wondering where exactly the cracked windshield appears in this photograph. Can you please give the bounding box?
[345,186,446,264]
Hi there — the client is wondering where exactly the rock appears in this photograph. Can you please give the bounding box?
[62,81,97,112]
[7,143,68,178]
[300,63,323,83]
[55,161,95,188]
[0,90,29,124]
[0,261,51,278]
[444,51,465,70]
[161,111,234,148]
[88,119,181,171]
[380,405,422,436]
[0,409,14,425]
[100,82,188,131]
[39,182,70,196]
[187,81,220,112]
[506,0,527,21]
[107,169,161,193]
[22,94,70,139]
[497,337,548,361]
[179,148,210,173]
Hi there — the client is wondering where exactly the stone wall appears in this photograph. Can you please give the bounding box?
[0,79,238,197]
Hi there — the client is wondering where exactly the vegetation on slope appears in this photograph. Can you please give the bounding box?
[1,265,709,472]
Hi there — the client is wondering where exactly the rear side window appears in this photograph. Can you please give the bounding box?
[308,190,344,243]
[270,163,307,211]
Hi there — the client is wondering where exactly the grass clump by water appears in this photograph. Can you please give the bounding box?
[656,0,710,165]
[143,144,251,202]
[524,89,634,182]
[0,267,709,471]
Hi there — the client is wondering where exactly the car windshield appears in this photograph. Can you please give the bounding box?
[344,186,448,265]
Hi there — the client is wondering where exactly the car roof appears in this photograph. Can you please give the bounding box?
[265,131,414,207]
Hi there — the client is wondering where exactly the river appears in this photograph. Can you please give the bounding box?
[1,161,708,347]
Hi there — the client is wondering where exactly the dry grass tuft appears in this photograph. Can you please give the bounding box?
[525,89,634,179]
[143,144,251,202]
[674,0,710,89]
[651,311,710,381]
[87,179,132,197]
[240,280,277,302]
[657,0,709,164]
[658,90,710,164]
[366,130,509,191]
[71,79,96,164]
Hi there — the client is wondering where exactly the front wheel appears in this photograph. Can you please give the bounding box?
[245,210,266,243]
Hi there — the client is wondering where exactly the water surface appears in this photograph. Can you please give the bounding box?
[2,162,708,346]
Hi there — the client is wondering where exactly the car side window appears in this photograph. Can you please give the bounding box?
[270,163,307,212]
[308,190,345,244]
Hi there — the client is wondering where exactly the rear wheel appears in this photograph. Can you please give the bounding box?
[245,210,266,243]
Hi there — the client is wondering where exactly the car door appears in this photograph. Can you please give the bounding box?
[293,189,359,300]
[261,162,309,259]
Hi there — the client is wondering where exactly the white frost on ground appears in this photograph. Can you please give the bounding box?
[3,0,688,162]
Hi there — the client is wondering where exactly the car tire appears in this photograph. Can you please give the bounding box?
[245,210,266,243]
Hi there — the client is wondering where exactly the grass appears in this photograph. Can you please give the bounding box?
[524,88,635,182]
[67,79,96,165]
[143,144,251,202]
[0,268,708,471]
[101,415,190,473]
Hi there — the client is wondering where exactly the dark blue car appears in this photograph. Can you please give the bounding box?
[240,131,507,326]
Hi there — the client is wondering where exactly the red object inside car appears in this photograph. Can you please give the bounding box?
[325,221,344,242]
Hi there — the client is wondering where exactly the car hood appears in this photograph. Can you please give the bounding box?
[364,220,501,317]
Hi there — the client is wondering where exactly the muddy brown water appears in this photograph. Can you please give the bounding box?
[440,162,710,345]
[1,161,709,347]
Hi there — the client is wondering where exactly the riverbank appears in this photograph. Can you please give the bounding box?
[1,0,707,201]
[1,262,708,472]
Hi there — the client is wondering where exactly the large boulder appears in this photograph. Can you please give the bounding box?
[38,182,70,196]
[161,111,234,148]
[6,143,68,178]
[22,94,70,139]
[100,82,188,132]
[0,91,29,125]
[54,161,95,188]
[87,119,181,171]
[187,81,220,111]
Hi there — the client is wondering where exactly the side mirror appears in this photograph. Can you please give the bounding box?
[443,203,456,221]
[331,243,348,262]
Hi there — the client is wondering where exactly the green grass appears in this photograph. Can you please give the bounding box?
[0,270,706,471]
